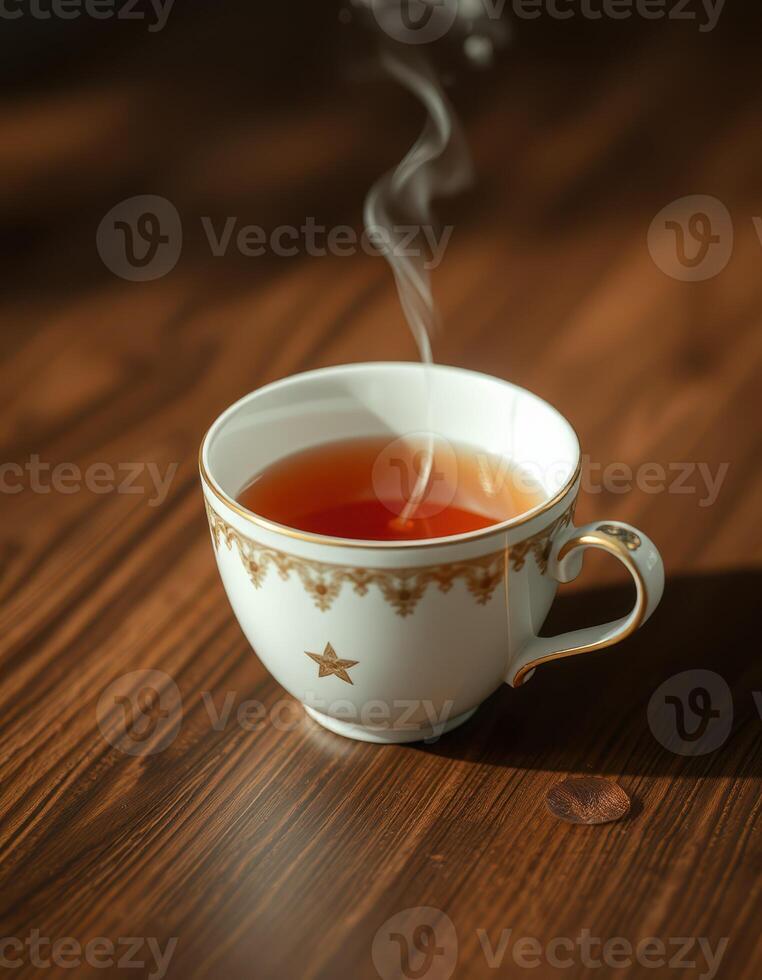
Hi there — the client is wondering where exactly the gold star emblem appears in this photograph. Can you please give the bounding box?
[305,643,358,685]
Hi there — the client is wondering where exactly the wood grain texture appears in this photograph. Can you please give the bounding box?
[1,6,761,979]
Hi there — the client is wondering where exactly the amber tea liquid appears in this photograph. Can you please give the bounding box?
[237,435,544,541]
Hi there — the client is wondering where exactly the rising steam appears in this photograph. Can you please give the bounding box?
[363,46,472,364]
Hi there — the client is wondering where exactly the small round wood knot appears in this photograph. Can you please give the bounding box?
[546,777,631,825]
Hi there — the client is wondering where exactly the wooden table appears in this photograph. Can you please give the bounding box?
[1,7,760,979]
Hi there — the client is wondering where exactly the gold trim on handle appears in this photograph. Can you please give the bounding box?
[512,531,649,687]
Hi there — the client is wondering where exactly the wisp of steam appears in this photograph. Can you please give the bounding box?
[363,47,472,362]
[364,46,472,524]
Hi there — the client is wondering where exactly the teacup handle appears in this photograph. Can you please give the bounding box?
[507,520,665,687]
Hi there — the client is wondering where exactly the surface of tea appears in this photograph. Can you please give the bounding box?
[237,436,545,541]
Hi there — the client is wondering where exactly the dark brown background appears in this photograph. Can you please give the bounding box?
[1,2,760,978]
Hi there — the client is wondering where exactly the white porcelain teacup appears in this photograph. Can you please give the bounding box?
[200,363,664,743]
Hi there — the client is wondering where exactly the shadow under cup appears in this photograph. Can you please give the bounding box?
[200,363,581,743]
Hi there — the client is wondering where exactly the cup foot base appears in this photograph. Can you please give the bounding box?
[303,705,479,744]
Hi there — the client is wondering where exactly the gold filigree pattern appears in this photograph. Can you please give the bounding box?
[508,504,576,574]
[206,499,575,616]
